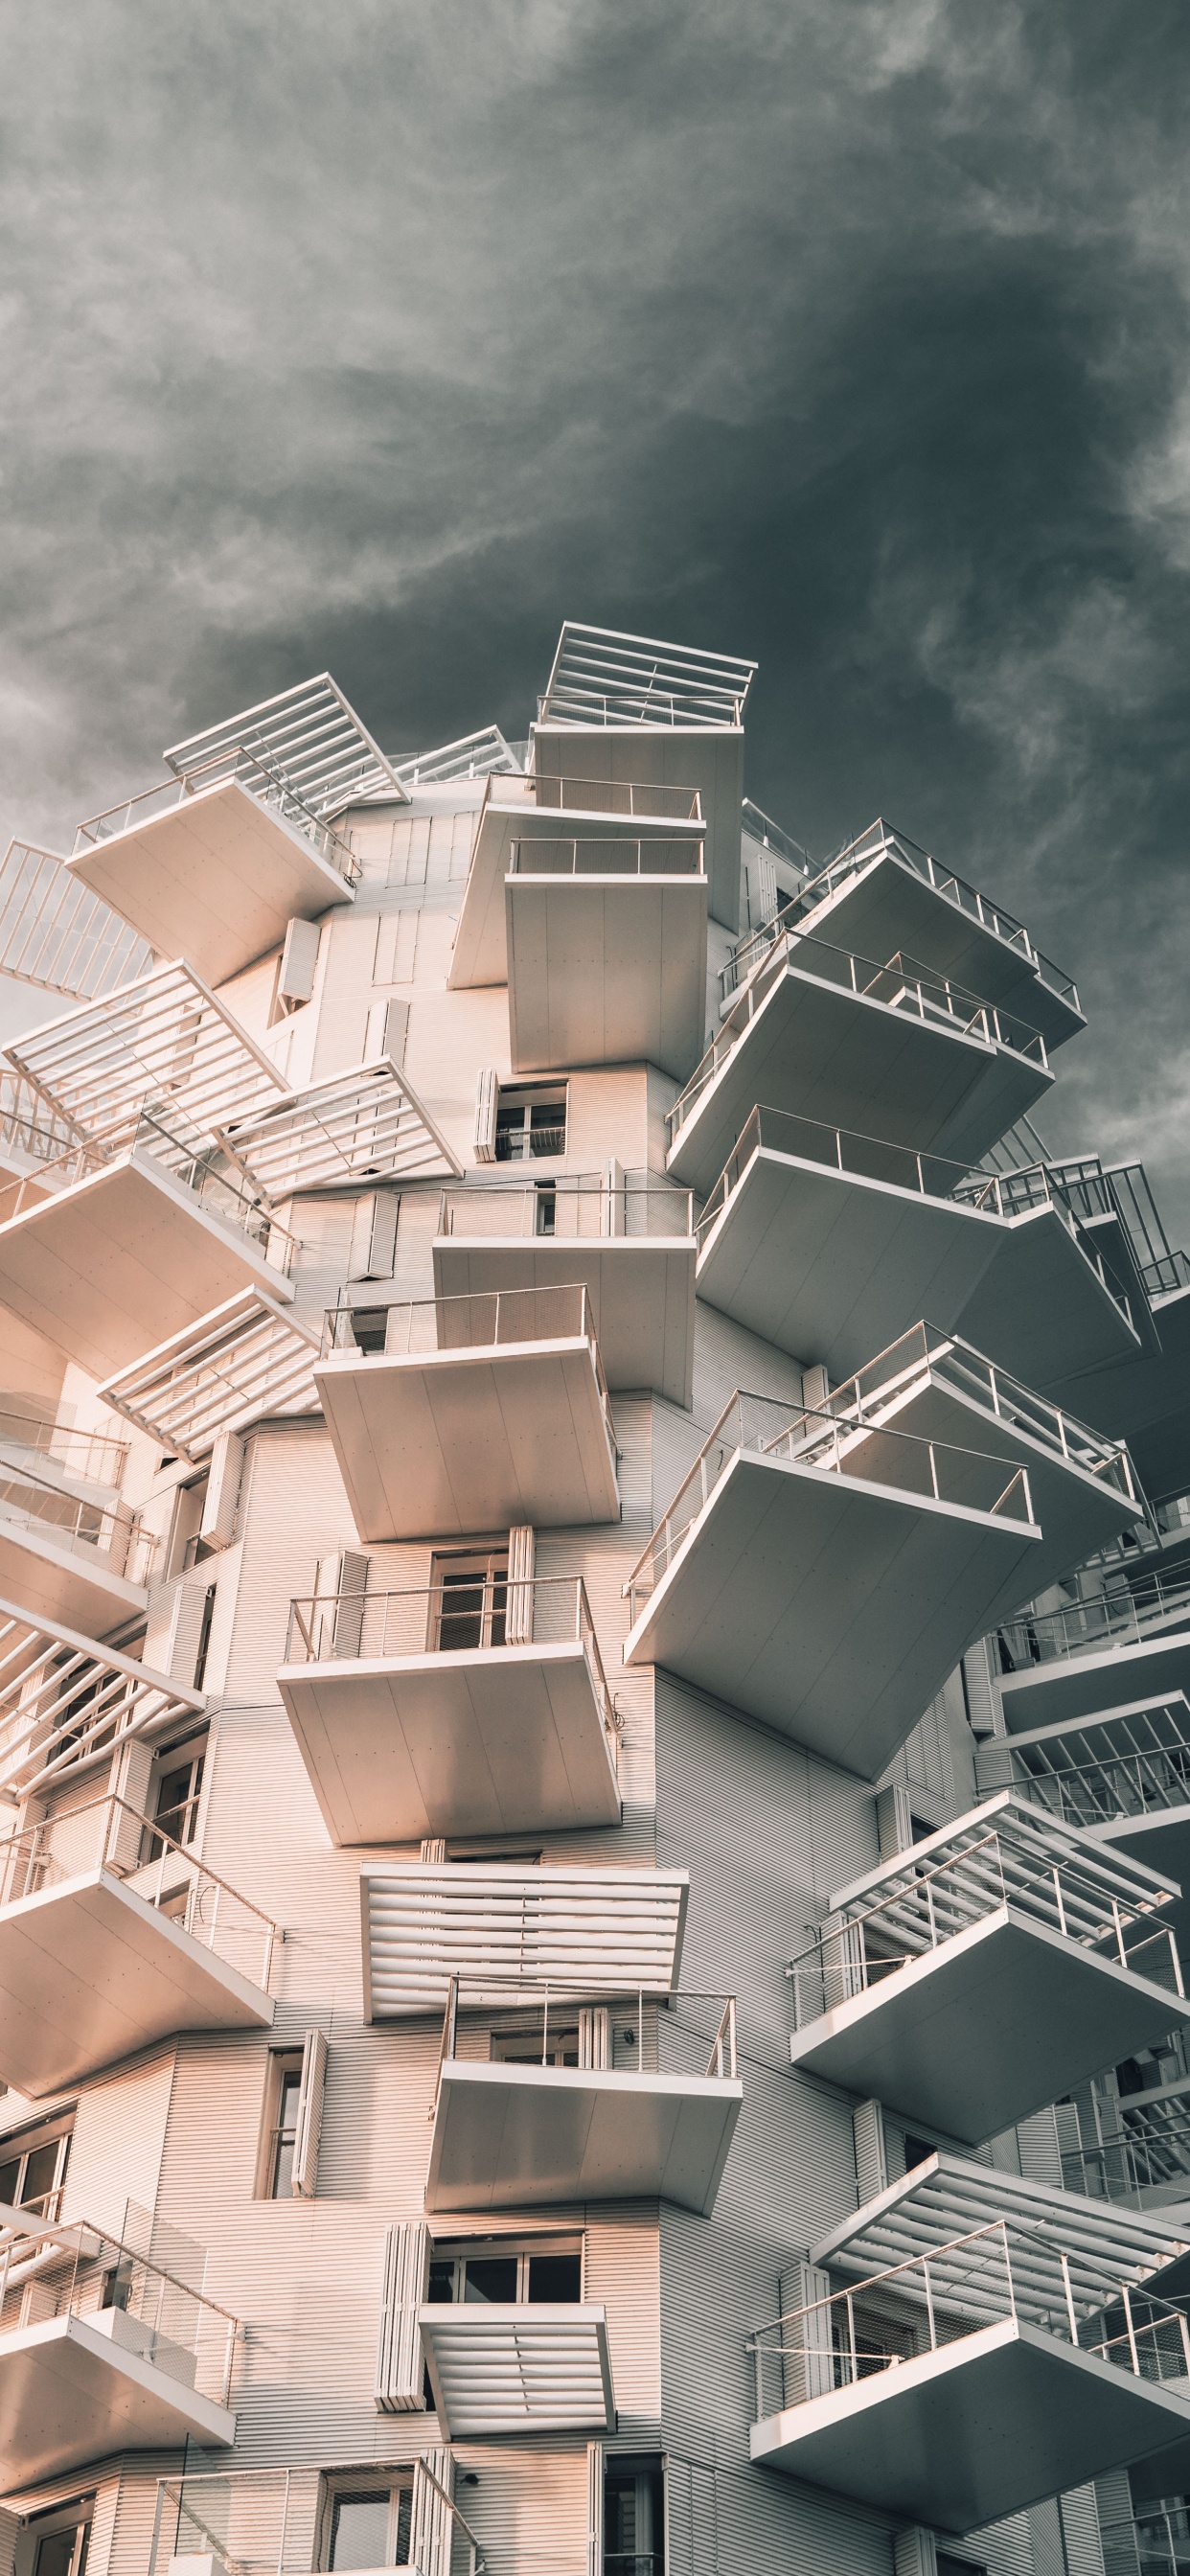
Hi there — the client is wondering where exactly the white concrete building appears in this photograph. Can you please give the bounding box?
[0,629,1184,2576]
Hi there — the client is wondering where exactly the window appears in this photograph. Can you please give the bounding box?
[605,2459,665,2575]
[494,1083,566,1163]
[257,2051,304,2198]
[142,1733,207,1862]
[323,2481,412,2571]
[0,2119,72,2221]
[426,2237,583,2306]
[23,2516,91,2576]
[492,2021,582,2068]
[430,1550,508,1651]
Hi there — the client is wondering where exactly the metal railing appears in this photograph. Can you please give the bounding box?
[786,1803,1183,2031]
[509,835,705,879]
[748,2219,1188,2425]
[1005,1744,1190,1837]
[1063,2117,1190,2206]
[995,1567,1190,1671]
[284,1574,618,1752]
[432,1972,738,2113]
[528,772,701,820]
[0,1455,156,1583]
[1101,2504,1190,2575]
[0,1109,295,1274]
[0,1409,127,1488]
[0,1792,279,1991]
[74,740,361,884]
[1145,1251,1190,1297]
[0,2207,240,2410]
[324,1284,616,1453]
[149,2459,487,2576]
[741,798,812,873]
[671,925,1049,1142]
[0,1069,77,1167]
[439,1173,695,1242]
[624,1384,1033,1618]
[723,819,1080,1014]
[813,1321,1138,1499]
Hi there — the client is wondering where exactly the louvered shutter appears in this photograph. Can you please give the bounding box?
[375,2220,429,2412]
[290,2030,328,2199]
[409,2448,452,2576]
[505,1525,535,1644]
[779,2262,834,2406]
[876,1782,914,1859]
[853,2099,887,2205]
[474,1068,498,1163]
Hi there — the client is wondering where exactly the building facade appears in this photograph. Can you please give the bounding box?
[0,632,1183,2575]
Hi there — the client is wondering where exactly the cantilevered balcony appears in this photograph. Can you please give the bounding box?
[422,1967,736,2215]
[0,1793,276,2097]
[448,768,706,988]
[0,1451,156,1632]
[0,2208,237,2491]
[65,673,405,985]
[0,1124,295,1378]
[6,957,287,1150]
[665,925,1053,1194]
[750,2152,1190,2531]
[0,1600,207,1805]
[623,1385,1043,1780]
[434,1175,696,1407]
[995,1574,1190,1736]
[315,1285,620,1543]
[723,819,1086,1052]
[504,834,709,1081]
[278,1574,622,1844]
[786,1793,1190,2140]
[977,1692,1190,1934]
[694,1106,1139,1390]
[420,2300,615,2436]
[98,1287,320,1464]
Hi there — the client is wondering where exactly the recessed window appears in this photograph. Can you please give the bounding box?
[256,2051,304,2198]
[323,2482,412,2572]
[494,1083,566,1162]
[605,2458,665,2575]
[426,2237,583,2306]
[142,1733,207,1862]
[0,2118,72,2221]
[27,2518,91,2576]
[430,1550,508,1651]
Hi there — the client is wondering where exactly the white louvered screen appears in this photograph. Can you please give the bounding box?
[578,2007,609,2071]
[361,1866,689,2017]
[779,2263,833,2407]
[224,1059,459,1195]
[0,840,153,999]
[199,1429,244,1552]
[97,1288,321,1463]
[506,1525,535,1644]
[876,1782,914,1859]
[419,2309,614,2435]
[375,2219,430,2412]
[474,1068,498,1163]
[291,2030,328,2200]
[853,2099,888,2204]
[408,2449,453,2576]
[278,918,321,1009]
[7,958,286,1150]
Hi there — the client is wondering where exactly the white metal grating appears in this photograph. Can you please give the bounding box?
[0,1595,207,1800]
[361,1865,689,2016]
[812,2150,1190,2312]
[97,1288,320,1462]
[394,727,522,785]
[220,1058,462,1197]
[165,673,406,816]
[0,841,153,998]
[4,958,286,1152]
[419,2307,615,2435]
[538,623,756,730]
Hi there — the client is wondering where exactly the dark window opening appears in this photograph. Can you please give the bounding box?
[494,1088,566,1162]
[605,2459,665,2576]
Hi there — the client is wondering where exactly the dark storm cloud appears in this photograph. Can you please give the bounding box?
[2,1,1190,1215]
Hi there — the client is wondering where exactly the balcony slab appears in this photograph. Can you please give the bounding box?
[315,1342,620,1542]
[0,1868,274,2099]
[531,721,744,932]
[433,1234,696,1409]
[0,2309,236,2494]
[1055,1283,1190,1504]
[749,2315,1190,2534]
[787,1908,1190,2142]
[278,1640,621,1846]
[505,872,708,1081]
[425,2058,742,2217]
[998,1633,1190,1736]
[66,776,354,987]
[667,958,1052,1194]
[419,2303,614,2436]
[794,846,1084,1051]
[625,1449,1041,1781]
[0,1152,293,1380]
[0,1513,148,1635]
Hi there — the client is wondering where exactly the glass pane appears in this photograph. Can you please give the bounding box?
[462,2257,518,2304]
[394,2494,412,2567]
[0,2159,21,2207]
[22,2142,59,2209]
[527,2253,581,2303]
[34,2533,83,2576]
[330,2496,390,2571]
[436,1577,487,1653]
[425,2261,454,2305]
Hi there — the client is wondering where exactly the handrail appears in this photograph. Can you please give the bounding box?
[0,1453,156,1582]
[0,2206,241,2406]
[284,1576,620,1754]
[528,772,702,821]
[508,835,705,879]
[1,1791,280,1992]
[74,741,361,885]
[430,1974,740,2113]
[671,924,1049,1141]
[809,1320,1138,1500]
[996,1565,1190,1670]
[0,1410,128,1488]
[0,1108,296,1273]
[439,1174,695,1243]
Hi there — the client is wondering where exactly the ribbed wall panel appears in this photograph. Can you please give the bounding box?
[60,2049,176,2242]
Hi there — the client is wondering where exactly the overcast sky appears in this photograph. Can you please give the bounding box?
[2,3,1188,1225]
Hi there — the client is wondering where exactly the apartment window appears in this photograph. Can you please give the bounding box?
[0,2118,72,2221]
[492,2020,582,2067]
[322,2479,413,2571]
[494,1083,566,1162]
[258,2051,304,2197]
[605,2458,665,2575]
[20,2510,93,2576]
[430,1550,508,1651]
[426,2236,583,2306]
[142,1732,207,1862]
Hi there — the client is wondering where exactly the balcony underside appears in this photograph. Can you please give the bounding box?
[0,1153,293,1380]
[432,1236,696,1409]
[787,1907,1190,2142]
[0,1869,274,2099]
[625,1449,1041,1782]
[531,720,744,932]
[798,852,1084,1051]
[278,1641,621,1846]
[749,2316,1190,2535]
[999,1634,1190,1736]
[695,1150,1135,1390]
[505,875,708,1082]
[315,1343,621,1542]
[419,2303,614,2436]
[425,2058,742,2217]
[0,1513,148,1634]
[666,965,1052,1194]
[449,797,704,989]
[1088,1811,1190,1950]
[66,776,353,986]
[1053,1285,1190,1502]
[0,2310,236,2494]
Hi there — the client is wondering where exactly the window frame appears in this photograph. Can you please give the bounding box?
[426,2229,584,2306]
[317,2472,414,2573]
[427,1548,509,1653]
[0,2114,74,2222]
[603,2453,666,2576]
[255,2049,305,2200]
[14,2502,93,2576]
[493,1081,568,1164]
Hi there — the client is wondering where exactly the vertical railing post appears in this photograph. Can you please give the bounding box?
[845,2290,858,2384]
[1060,2251,1078,2344]
[1123,2283,1140,2376]
[923,2255,936,2351]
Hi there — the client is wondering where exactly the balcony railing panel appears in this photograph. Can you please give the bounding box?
[439,1175,695,1243]
[985,1696,1190,1836]
[0,1410,127,1489]
[0,1601,206,1802]
[0,841,152,1002]
[528,771,701,819]
[538,621,755,729]
[996,1569,1190,1672]
[325,1284,615,1450]
[509,836,705,879]
[286,1574,612,1715]
[0,1792,279,1993]
[0,2205,240,2410]
[0,1115,296,1277]
[99,1289,320,1465]
[4,959,287,1156]
[816,1320,1139,1500]
[0,1456,156,1584]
